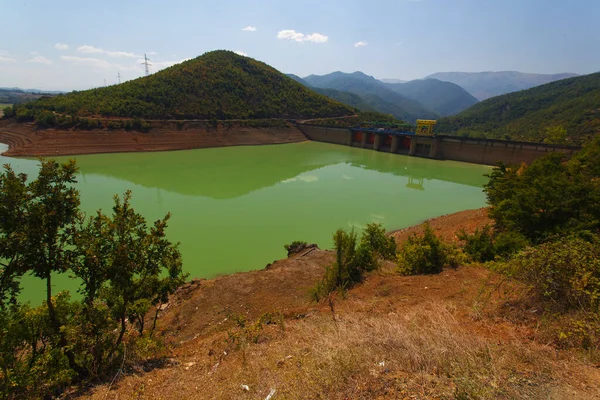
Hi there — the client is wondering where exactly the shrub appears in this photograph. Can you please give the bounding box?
[311,223,396,301]
[360,223,397,262]
[398,223,463,275]
[457,225,529,262]
[34,110,56,128]
[2,106,14,119]
[284,240,309,256]
[457,225,496,262]
[498,236,600,312]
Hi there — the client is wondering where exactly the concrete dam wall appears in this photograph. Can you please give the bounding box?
[297,124,580,166]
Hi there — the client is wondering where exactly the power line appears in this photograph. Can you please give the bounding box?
[141,53,152,76]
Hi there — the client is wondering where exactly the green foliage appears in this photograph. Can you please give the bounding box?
[398,223,462,275]
[1,106,13,119]
[360,222,397,263]
[34,110,56,127]
[457,225,529,262]
[498,236,600,313]
[484,138,600,242]
[0,160,186,398]
[311,223,397,301]
[15,50,354,121]
[306,111,403,128]
[436,72,600,143]
[284,240,309,256]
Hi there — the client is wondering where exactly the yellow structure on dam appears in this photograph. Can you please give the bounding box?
[416,119,437,135]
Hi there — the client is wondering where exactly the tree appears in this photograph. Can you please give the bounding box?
[0,160,186,397]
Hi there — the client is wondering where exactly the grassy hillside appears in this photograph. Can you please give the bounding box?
[427,71,578,100]
[303,72,438,122]
[436,72,600,143]
[384,79,478,116]
[14,51,355,120]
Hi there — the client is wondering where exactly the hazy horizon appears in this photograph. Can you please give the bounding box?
[2,0,599,91]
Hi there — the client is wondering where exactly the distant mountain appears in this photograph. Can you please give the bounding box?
[16,51,354,120]
[426,71,579,101]
[383,79,478,116]
[436,72,600,143]
[303,71,438,122]
[0,87,66,95]
[379,79,406,84]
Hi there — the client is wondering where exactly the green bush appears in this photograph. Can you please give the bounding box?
[398,223,462,275]
[311,223,397,301]
[0,161,186,398]
[498,236,600,312]
[360,223,397,262]
[457,225,529,262]
[34,110,56,128]
[284,240,309,256]
[1,106,13,118]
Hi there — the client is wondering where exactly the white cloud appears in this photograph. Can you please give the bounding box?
[234,50,248,57]
[54,43,69,51]
[354,41,368,48]
[277,30,328,43]
[27,56,53,65]
[77,45,139,58]
[242,26,257,32]
[0,50,16,63]
[61,55,117,69]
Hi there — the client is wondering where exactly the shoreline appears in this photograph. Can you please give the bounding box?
[0,120,307,157]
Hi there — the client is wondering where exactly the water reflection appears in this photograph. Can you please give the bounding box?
[58,143,488,199]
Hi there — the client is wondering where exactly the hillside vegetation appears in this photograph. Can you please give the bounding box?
[436,72,600,143]
[10,51,354,121]
[427,71,578,100]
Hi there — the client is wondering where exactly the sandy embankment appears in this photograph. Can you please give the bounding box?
[0,119,307,157]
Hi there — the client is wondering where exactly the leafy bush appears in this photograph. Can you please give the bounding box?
[484,138,600,243]
[34,110,56,128]
[311,223,397,301]
[0,161,186,398]
[360,222,397,263]
[284,240,309,256]
[498,236,600,312]
[398,223,462,275]
[457,225,529,262]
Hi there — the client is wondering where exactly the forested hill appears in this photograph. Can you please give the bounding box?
[14,51,355,120]
[426,71,578,100]
[436,72,600,143]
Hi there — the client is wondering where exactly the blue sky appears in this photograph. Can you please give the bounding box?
[1,0,598,90]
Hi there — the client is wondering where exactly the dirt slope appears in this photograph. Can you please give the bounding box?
[73,209,600,399]
[0,121,307,157]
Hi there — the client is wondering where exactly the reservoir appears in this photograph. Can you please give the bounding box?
[0,142,490,303]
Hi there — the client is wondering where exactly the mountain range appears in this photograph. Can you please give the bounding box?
[426,71,579,101]
[292,71,478,122]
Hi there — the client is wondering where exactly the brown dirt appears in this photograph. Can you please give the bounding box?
[0,121,307,157]
[72,209,600,400]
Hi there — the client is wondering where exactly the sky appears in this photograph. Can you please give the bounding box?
[1,0,599,91]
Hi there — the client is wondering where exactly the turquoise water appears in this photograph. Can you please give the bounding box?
[0,142,490,303]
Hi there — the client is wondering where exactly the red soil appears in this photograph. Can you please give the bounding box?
[0,120,307,157]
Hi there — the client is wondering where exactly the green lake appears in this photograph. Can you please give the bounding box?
[0,142,491,304]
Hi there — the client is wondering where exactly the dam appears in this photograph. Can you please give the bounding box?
[297,123,581,166]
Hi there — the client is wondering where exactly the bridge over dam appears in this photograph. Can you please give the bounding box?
[296,124,581,166]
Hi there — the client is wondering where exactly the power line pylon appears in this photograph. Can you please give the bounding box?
[141,54,152,76]
[117,72,122,84]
